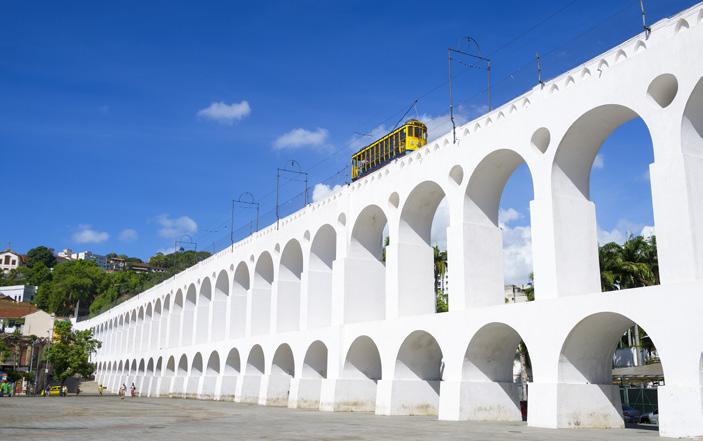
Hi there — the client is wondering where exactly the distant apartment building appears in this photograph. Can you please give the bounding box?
[0,249,26,273]
[0,285,36,303]
[57,249,108,270]
[504,284,531,303]
[107,257,165,274]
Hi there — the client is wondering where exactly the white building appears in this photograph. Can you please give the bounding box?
[0,249,24,273]
[0,285,36,303]
[77,5,703,439]
[57,249,108,270]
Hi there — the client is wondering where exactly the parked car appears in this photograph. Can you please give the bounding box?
[640,409,659,425]
[49,386,62,396]
[622,406,642,423]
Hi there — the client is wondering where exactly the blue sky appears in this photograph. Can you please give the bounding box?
[1,0,695,279]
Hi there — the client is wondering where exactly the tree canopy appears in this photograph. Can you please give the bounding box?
[45,320,101,384]
[26,246,57,268]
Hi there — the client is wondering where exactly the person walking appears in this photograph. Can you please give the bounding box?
[98,384,104,396]
[61,385,68,397]
[119,383,126,400]
[130,382,136,398]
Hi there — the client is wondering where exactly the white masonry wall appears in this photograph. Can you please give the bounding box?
[78,4,703,438]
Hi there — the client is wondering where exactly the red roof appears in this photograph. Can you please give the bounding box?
[0,297,37,319]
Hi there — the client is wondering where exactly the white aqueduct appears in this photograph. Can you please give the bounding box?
[78,4,703,438]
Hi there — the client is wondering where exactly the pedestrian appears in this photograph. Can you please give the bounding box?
[61,385,68,397]
[98,384,104,396]
[130,382,136,398]
[44,385,50,397]
[119,383,126,400]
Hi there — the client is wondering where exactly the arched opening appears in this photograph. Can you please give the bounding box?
[347,205,388,323]
[196,278,211,344]
[461,323,531,421]
[129,310,136,352]
[681,78,703,279]
[187,353,203,398]
[130,359,137,387]
[181,284,196,346]
[552,105,659,296]
[398,181,448,315]
[252,253,273,335]
[268,343,295,406]
[136,307,144,352]
[145,358,154,397]
[202,351,220,399]
[160,295,170,349]
[277,240,303,332]
[163,356,175,396]
[390,330,443,415]
[170,290,183,348]
[308,225,336,328]
[174,354,188,397]
[212,270,229,342]
[295,340,328,409]
[337,335,382,411]
[221,348,241,399]
[151,300,161,351]
[303,341,328,379]
[241,345,265,403]
[231,262,249,338]
[558,312,663,430]
[465,149,535,306]
[118,316,124,354]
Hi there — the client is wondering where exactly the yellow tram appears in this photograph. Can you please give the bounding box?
[351,119,427,181]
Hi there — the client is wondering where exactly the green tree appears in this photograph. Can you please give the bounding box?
[598,235,658,291]
[45,321,101,385]
[433,245,448,312]
[26,246,57,268]
[42,260,105,316]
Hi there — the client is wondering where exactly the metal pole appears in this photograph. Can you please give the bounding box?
[304,174,308,205]
[640,0,651,38]
[230,200,235,250]
[536,53,544,87]
[276,169,280,230]
[448,48,456,144]
[487,61,492,111]
[255,204,260,231]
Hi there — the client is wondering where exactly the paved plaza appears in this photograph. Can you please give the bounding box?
[0,395,665,441]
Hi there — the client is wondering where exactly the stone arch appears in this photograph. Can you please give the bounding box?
[170,290,183,347]
[347,205,388,323]
[461,322,531,421]
[277,240,304,332]
[252,253,273,335]
[307,224,336,328]
[390,330,443,415]
[682,78,703,157]
[551,104,656,296]
[339,335,382,411]
[160,295,169,349]
[303,340,328,379]
[151,299,161,350]
[165,356,175,376]
[231,262,249,338]
[128,310,136,352]
[191,352,203,376]
[464,149,535,305]
[246,345,265,376]
[155,357,162,375]
[268,343,295,406]
[177,354,188,376]
[196,278,211,344]
[182,284,196,346]
[212,270,229,342]
[398,180,448,315]
[146,358,154,373]
[556,312,664,428]
[206,351,220,375]
[225,348,241,374]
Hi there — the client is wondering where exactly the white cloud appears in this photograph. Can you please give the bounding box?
[119,228,138,242]
[72,225,109,244]
[499,208,523,227]
[312,183,343,202]
[155,214,198,238]
[347,124,390,151]
[593,153,605,170]
[273,128,330,151]
[430,198,450,250]
[197,100,251,124]
[502,223,533,285]
[640,225,655,239]
[598,219,650,245]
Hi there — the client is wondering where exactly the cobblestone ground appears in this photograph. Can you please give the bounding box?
[0,395,665,441]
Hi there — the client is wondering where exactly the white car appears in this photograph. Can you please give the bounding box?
[640,409,659,425]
